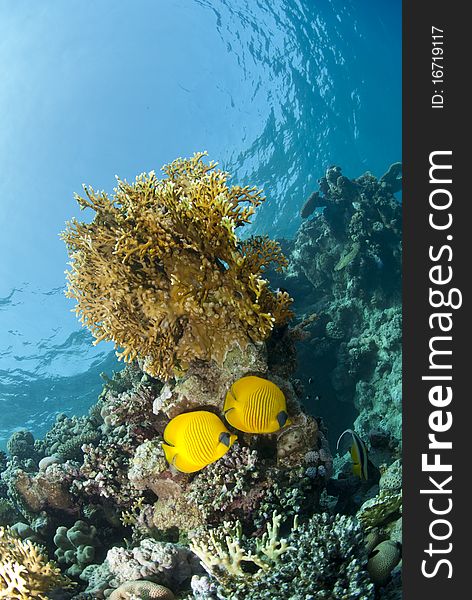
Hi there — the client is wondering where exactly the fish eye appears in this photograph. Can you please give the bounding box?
[277,411,289,428]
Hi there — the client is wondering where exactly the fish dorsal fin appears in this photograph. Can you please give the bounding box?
[336,428,355,452]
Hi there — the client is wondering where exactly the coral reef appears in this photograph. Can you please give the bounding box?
[0,526,74,598]
[0,157,402,599]
[105,537,201,590]
[62,152,292,379]
[13,467,76,514]
[191,511,374,599]
[7,430,39,463]
[288,164,402,449]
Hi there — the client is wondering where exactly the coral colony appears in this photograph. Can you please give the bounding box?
[0,154,402,599]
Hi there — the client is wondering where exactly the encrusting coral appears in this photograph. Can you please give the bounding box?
[0,526,74,599]
[62,152,293,380]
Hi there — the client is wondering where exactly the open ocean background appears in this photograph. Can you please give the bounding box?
[0,0,401,449]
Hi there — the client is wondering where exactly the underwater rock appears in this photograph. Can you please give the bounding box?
[14,468,76,514]
[127,439,168,494]
[152,341,268,419]
[379,162,402,194]
[148,495,205,538]
[276,411,320,468]
[300,190,325,218]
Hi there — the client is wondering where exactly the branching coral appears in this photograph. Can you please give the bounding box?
[190,514,284,581]
[190,512,374,599]
[0,527,74,599]
[41,413,100,462]
[62,152,293,379]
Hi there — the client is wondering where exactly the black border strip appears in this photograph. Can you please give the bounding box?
[403,2,468,596]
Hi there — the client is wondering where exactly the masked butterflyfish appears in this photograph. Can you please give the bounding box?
[223,375,290,434]
[336,428,369,480]
[162,411,237,473]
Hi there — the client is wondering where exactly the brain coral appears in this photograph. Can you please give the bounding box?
[62,152,292,379]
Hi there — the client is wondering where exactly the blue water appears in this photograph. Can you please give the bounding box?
[0,0,401,448]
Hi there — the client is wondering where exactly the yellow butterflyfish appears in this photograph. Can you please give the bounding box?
[223,375,290,434]
[162,411,237,473]
[336,428,369,480]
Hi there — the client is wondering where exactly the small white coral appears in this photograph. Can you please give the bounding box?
[190,512,293,582]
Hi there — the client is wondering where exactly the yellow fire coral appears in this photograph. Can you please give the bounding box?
[62,152,293,379]
[0,527,74,599]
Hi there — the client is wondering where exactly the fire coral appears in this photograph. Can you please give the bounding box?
[62,153,292,379]
[0,527,74,599]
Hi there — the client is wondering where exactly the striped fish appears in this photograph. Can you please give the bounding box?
[162,411,237,473]
[223,375,290,434]
[336,428,369,480]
